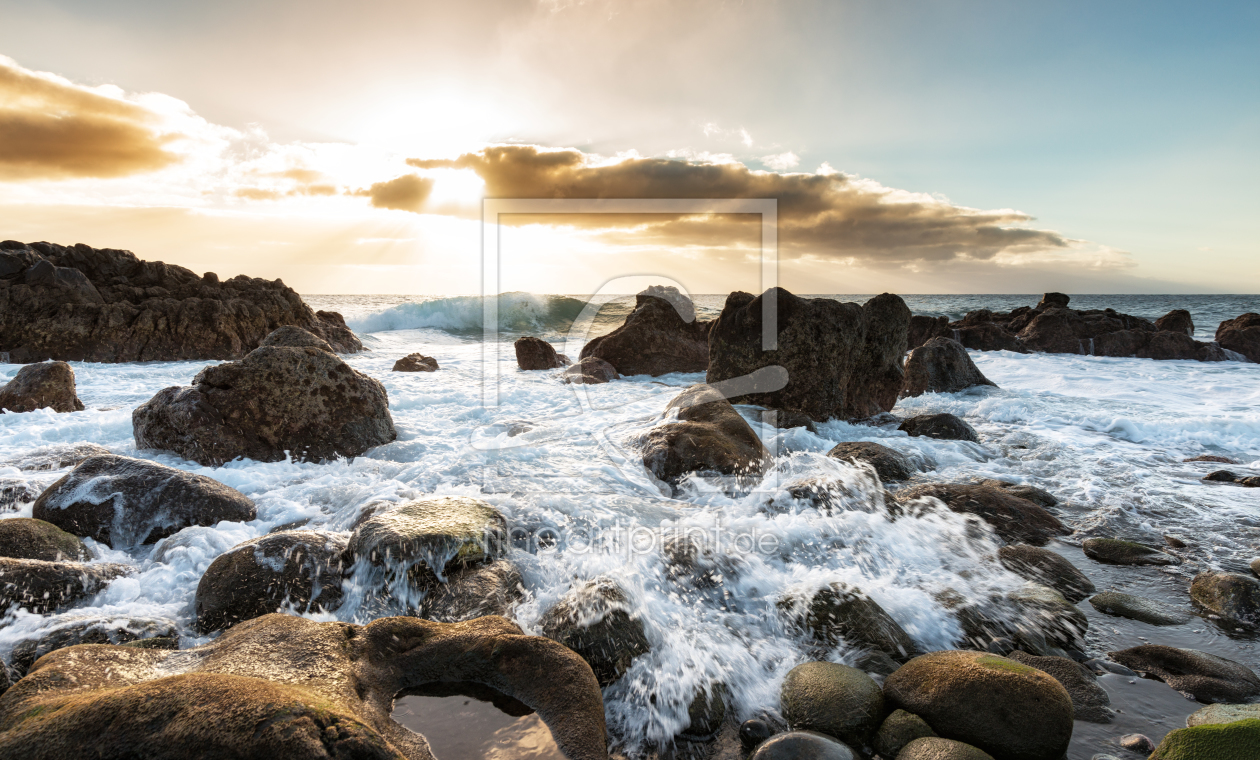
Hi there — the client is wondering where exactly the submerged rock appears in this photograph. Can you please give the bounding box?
[0,613,608,760]
[899,737,995,760]
[896,483,1069,545]
[9,615,178,675]
[1082,537,1180,566]
[1190,571,1260,628]
[0,361,85,413]
[883,650,1074,760]
[392,352,439,372]
[345,497,508,586]
[133,345,397,465]
[421,560,524,623]
[750,731,857,760]
[897,413,979,442]
[780,661,884,748]
[2,443,110,471]
[901,338,997,398]
[874,709,937,759]
[0,518,92,561]
[1089,591,1190,626]
[977,480,1059,508]
[258,325,333,351]
[539,578,651,687]
[33,455,257,548]
[680,681,727,740]
[1007,650,1113,724]
[515,336,565,370]
[563,356,620,384]
[640,384,769,491]
[780,582,916,662]
[1150,719,1260,760]
[826,441,914,482]
[580,288,710,376]
[0,557,132,614]
[998,544,1095,603]
[195,531,349,633]
[1108,645,1260,703]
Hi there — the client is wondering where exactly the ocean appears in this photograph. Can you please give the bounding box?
[2,292,1258,759]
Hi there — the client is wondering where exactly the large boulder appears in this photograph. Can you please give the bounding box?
[1150,719,1260,760]
[895,484,1068,545]
[0,443,110,471]
[32,455,257,548]
[0,557,132,614]
[515,336,566,370]
[1082,537,1179,566]
[1190,571,1260,628]
[133,346,397,465]
[344,497,508,586]
[392,353,439,372]
[1215,313,1260,362]
[0,361,85,413]
[780,661,885,749]
[0,518,92,561]
[998,544,1094,603]
[1108,645,1260,703]
[897,413,979,442]
[1156,309,1195,336]
[882,650,1074,760]
[539,578,651,687]
[0,613,608,760]
[580,288,710,376]
[8,615,178,675]
[902,338,997,398]
[1006,650,1113,723]
[640,384,769,491]
[195,531,349,633]
[908,315,951,350]
[1036,293,1070,310]
[780,582,917,661]
[0,240,362,363]
[826,441,914,482]
[706,288,909,421]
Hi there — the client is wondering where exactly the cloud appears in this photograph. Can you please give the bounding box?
[358,174,435,212]
[0,56,181,180]
[404,144,1079,265]
[761,151,799,171]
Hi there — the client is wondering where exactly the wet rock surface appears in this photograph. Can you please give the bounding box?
[1089,590,1191,626]
[0,557,132,614]
[133,345,397,465]
[902,337,997,398]
[1149,718,1260,760]
[32,455,257,548]
[998,544,1095,603]
[0,361,84,413]
[421,560,524,623]
[515,336,566,370]
[1189,571,1260,628]
[874,709,937,759]
[1006,650,1113,723]
[780,661,884,749]
[8,615,178,675]
[539,578,651,687]
[640,383,769,490]
[781,582,916,662]
[1082,537,1180,566]
[899,737,995,760]
[897,413,979,442]
[826,441,914,482]
[1186,702,1260,726]
[1215,312,1260,362]
[0,240,362,362]
[582,288,710,376]
[392,353,439,372]
[896,483,1069,545]
[844,292,912,419]
[563,356,620,384]
[1108,645,1260,703]
[0,518,92,561]
[749,730,856,760]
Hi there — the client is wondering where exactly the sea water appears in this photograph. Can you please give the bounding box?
[1,293,1258,758]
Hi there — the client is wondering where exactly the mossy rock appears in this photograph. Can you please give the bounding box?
[1190,571,1260,628]
[0,517,91,561]
[1151,719,1260,759]
[1187,703,1260,727]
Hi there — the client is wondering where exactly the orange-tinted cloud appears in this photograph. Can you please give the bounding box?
[359,174,435,212]
[0,57,180,180]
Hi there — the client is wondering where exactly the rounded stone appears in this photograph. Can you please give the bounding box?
[750,730,857,760]
[0,517,92,561]
[1082,538,1179,566]
[393,353,439,372]
[826,441,915,482]
[999,544,1095,603]
[1089,591,1191,626]
[899,737,995,760]
[780,661,885,748]
[874,708,936,759]
[259,326,332,352]
[740,718,775,750]
[1149,719,1260,760]
[1190,571,1260,628]
[345,497,507,578]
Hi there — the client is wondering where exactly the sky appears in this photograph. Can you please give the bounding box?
[0,0,1256,295]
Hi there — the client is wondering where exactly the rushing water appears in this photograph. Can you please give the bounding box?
[1,292,1258,759]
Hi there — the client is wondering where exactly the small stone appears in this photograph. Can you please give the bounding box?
[739,718,775,750]
[898,413,980,442]
[874,709,936,759]
[1164,535,1187,549]
[1119,733,1155,753]
[749,730,856,760]
[562,356,620,384]
[393,353,439,372]
[514,336,564,370]
[826,441,915,482]
[1082,538,1180,566]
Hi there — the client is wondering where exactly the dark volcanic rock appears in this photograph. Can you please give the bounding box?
[580,288,710,376]
[780,582,917,661]
[563,356,620,384]
[1007,650,1113,723]
[1036,293,1070,310]
[909,315,950,350]
[1156,309,1195,336]
[1190,571,1260,628]
[133,346,397,465]
[706,288,909,421]
[9,615,178,676]
[641,384,769,490]
[33,455,257,548]
[1082,537,1179,566]
[0,557,132,614]
[826,441,914,482]
[0,361,85,413]
[0,240,361,363]
[951,323,1026,353]
[0,613,608,760]
[1108,644,1260,703]
[515,336,565,370]
[780,661,884,748]
[902,338,997,397]
[392,353,439,372]
[540,578,651,687]
[258,325,333,352]
[998,544,1095,603]
[0,518,92,561]
[1215,313,1260,362]
[896,484,1068,545]
[195,531,349,633]
[898,413,979,442]
[883,650,1073,760]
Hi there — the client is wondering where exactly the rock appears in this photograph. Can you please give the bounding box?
[1036,293,1070,310]
[706,288,910,422]
[1119,733,1156,753]
[514,336,565,370]
[1009,583,1089,653]
[258,325,333,352]
[766,408,819,432]
[0,518,92,561]
[539,578,651,687]
[951,323,1027,353]
[0,557,132,614]
[826,441,914,482]
[0,480,40,513]
[1089,591,1191,626]
[133,346,397,465]
[681,682,727,739]
[195,531,349,633]
[1156,310,1195,337]
[874,709,937,759]
[1190,571,1260,628]
[780,661,884,748]
[1150,719,1260,760]
[897,413,979,442]
[780,582,917,661]
[0,240,362,363]
[902,338,997,398]
[1165,535,1188,549]
[749,731,857,760]
[1252,558,1260,578]
[640,384,769,491]
[33,455,257,548]
[1184,455,1235,464]
[896,484,1069,545]
[977,480,1059,508]
[1186,703,1260,727]
[9,615,178,675]
[998,544,1095,603]
[0,361,85,413]
[1007,650,1113,724]
[1108,645,1260,703]
[580,288,710,376]
[392,353,439,372]
[562,356,620,384]
[909,315,951,350]
[1082,538,1180,566]
[344,497,508,585]
[899,737,995,760]
[421,560,524,623]
[0,613,608,760]
[740,718,775,750]
[2,443,110,471]
[1203,470,1239,482]
[883,650,1074,760]
[1215,313,1260,363]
